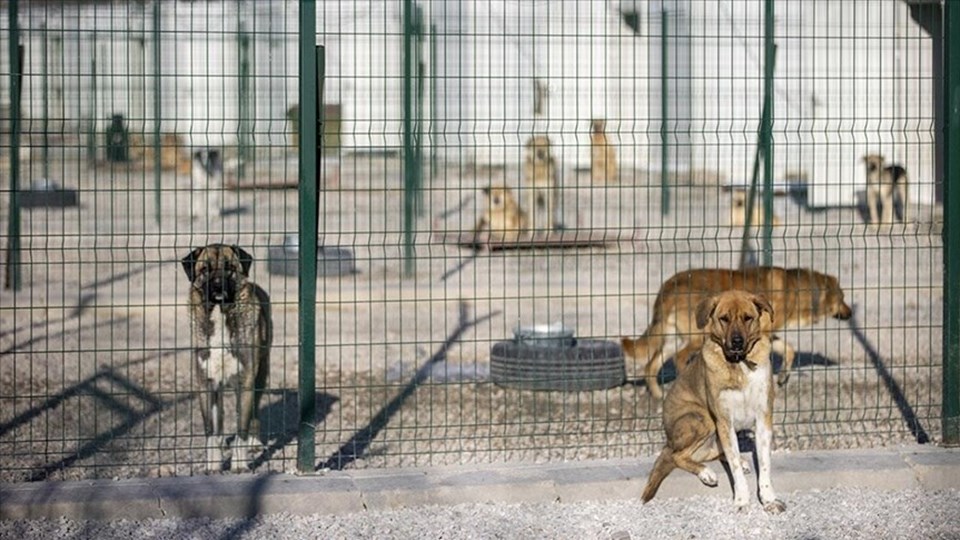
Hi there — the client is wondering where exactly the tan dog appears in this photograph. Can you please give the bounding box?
[861,154,908,225]
[729,190,781,227]
[474,184,529,243]
[590,119,618,183]
[621,266,853,399]
[642,290,786,514]
[162,133,194,175]
[522,135,559,234]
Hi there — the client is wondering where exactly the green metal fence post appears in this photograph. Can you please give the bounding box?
[41,24,49,183]
[238,23,252,181]
[152,0,161,225]
[297,1,320,472]
[660,9,670,217]
[429,23,438,180]
[4,0,22,291]
[942,0,960,446]
[402,0,417,277]
[761,0,775,267]
[414,6,425,217]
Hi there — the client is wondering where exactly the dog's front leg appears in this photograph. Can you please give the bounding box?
[755,415,786,514]
[880,185,895,225]
[867,188,880,226]
[198,382,225,472]
[233,357,261,471]
[716,418,750,511]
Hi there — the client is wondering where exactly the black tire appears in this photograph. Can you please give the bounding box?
[490,339,625,392]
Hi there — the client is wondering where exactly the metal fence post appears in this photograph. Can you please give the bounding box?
[41,24,49,183]
[761,0,775,267]
[297,1,320,473]
[4,0,22,291]
[238,22,252,182]
[152,0,161,225]
[660,9,670,217]
[942,0,960,446]
[402,0,417,277]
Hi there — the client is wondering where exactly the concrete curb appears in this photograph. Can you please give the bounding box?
[2,445,958,521]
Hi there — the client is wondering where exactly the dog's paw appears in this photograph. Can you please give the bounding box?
[777,371,791,386]
[763,500,787,514]
[697,467,718,487]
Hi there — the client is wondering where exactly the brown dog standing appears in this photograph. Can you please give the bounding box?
[861,154,909,226]
[590,119,618,183]
[182,244,272,471]
[621,266,853,398]
[642,290,786,514]
[522,135,559,235]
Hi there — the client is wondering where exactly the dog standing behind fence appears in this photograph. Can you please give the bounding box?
[191,148,224,221]
[861,154,909,226]
[182,244,272,471]
[522,135,559,235]
[590,119,618,183]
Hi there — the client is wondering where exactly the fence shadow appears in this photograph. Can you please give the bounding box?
[249,389,338,471]
[846,309,930,444]
[0,360,186,482]
[318,301,499,471]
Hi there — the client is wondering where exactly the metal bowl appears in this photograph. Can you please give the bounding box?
[513,322,576,349]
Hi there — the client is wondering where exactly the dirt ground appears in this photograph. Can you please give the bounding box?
[0,151,944,482]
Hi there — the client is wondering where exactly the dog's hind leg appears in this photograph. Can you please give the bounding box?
[773,337,796,386]
[641,447,677,503]
[667,412,722,487]
[897,180,909,222]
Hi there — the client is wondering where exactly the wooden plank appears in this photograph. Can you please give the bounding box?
[433,230,629,251]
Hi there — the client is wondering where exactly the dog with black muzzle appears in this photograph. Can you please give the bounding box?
[191,148,224,221]
[642,289,786,514]
[182,243,272,472]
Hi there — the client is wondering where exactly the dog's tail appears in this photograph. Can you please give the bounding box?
[621,314,669,393]
[642,447,676,503]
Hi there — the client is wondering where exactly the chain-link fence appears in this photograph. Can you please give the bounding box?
[0,0,955,483]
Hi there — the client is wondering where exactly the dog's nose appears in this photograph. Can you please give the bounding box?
[731,334,744,350]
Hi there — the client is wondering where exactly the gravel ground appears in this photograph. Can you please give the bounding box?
[2,487,958,539]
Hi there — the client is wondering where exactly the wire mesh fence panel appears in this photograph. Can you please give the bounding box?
[0,0,947,482]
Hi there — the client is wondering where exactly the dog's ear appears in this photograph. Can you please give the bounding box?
[233,245,254,276]
[751,294,775,330]
[695,295,718,329]
[181,247,205,281]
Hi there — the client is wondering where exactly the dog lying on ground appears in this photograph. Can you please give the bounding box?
[729,190,781,227]
[621,266,853,399]
[191,148,224,221]
[182,243,272,471]
[590,119,618,183]
[522,135,559,234]
[474,184,529,244]
[642,290,786,514]
[861,154,908,225]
